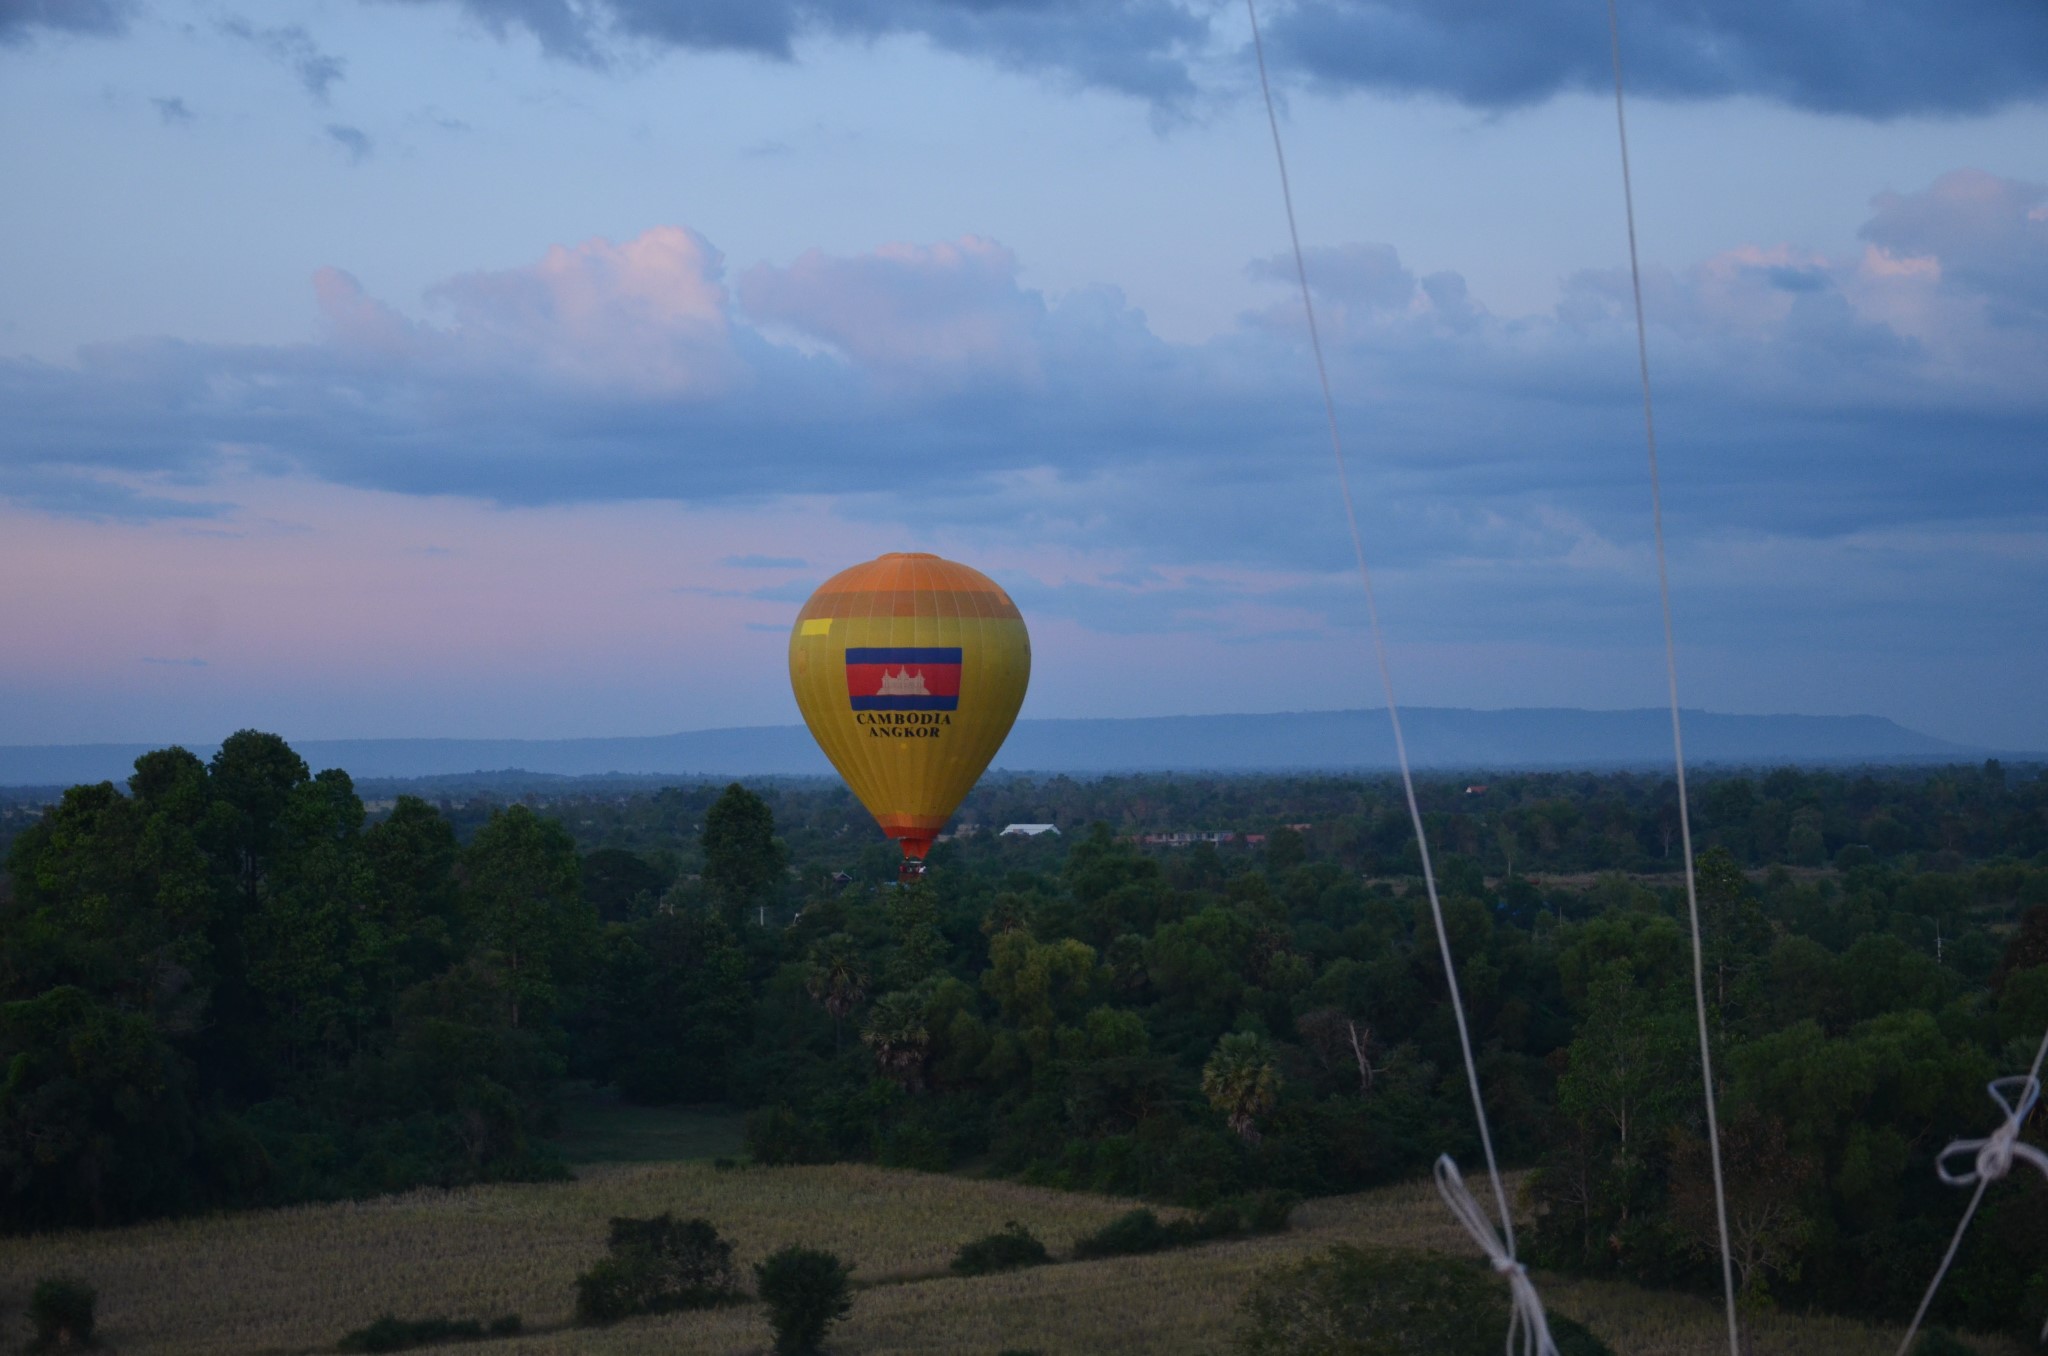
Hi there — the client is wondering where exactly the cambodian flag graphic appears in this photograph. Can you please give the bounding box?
[845,647,962,711]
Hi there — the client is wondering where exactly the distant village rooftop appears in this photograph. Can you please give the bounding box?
[1000,823,1061,837]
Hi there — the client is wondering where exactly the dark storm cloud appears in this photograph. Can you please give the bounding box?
[0,0,129,44]
[360,0,2047,116]
[368,0,1210,103]
[1265,0,2048,118]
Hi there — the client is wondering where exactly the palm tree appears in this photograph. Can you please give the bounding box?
[860,990,931,1091]
[805,935,868,1051]
[1202,1032,1281,1144]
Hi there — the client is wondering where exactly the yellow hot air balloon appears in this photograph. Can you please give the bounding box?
[789,553,1030,873]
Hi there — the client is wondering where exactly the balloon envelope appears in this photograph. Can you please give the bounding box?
[788,553,1030,861]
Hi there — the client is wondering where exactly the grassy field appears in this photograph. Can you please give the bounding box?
[0,1162,2018,1356]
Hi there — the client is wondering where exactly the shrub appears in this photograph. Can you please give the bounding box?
[573,1214,740,1324]
[1071,1208,1178,1259]
[338,1315,483,1352]
[1912,1332,1980,1356]
[950,1222,1052,1276]
[1234,1189,1300,1234]
[754,1245,854,1356]
[27,1277,97,1351]
[745,1105,832,1166]
[1234,1246,1616,1356]
[1070,1194,1295,1261]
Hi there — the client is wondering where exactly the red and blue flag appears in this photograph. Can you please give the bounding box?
[846,647,962,711]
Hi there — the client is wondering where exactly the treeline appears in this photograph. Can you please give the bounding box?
[4,740,2047,1337]
[0,733,584,1227]
[428,759,2048,885]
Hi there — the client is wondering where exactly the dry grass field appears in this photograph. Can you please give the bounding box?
[0,1163,2018,1356]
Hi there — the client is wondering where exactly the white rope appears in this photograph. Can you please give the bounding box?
[1437,1156,1563,1356]
[1893,1028,2048,1355]
[1602,5,1741,1353]
[1242,0,1544,1330]
[1934,1077,2048,1191]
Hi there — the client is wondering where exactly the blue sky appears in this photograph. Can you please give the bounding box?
[2,0,2045,749]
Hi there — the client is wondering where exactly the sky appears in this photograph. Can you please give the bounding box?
[2,0,2045,750]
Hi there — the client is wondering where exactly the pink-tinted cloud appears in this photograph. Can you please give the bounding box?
[738,236,1047,391]
[315,226,743,396]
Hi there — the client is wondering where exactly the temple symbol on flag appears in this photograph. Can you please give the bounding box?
[846,646,962,711]
[877,669,932,696]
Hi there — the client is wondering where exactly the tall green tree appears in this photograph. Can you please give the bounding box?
[700,784,786,923]
[586,908,750,1103]
[245,770,371,1078]
[359,796,463,1010]
[206,730,310,914]
[461,806,594,1029]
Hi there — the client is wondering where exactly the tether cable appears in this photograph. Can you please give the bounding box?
[1604,4,1740,1352]
[1244,8,1547,1345]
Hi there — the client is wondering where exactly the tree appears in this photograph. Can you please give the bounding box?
[883,884,944,987]
[1297,1008,1383,1095]
[805,935,868,1051]
[461,806,593,1029]
[1992,905,2048,991]
[580,849,669,923]
[206,730,310,913]
[1539,963,1691,1266]
[1695,846,1771,1017]
[1203,1032,1281,1144]
[701,784,785,922]
[359,796,462,1006]
[586,908,749,1103]
[860,990,931,1091]
[1668,1110,1816,1303]
[245,769,370,1077]
[754,1246,853,1356]
[0,986,197,1229]
[981,930,1103,1065]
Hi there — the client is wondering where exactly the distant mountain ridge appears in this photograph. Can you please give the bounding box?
[0,707,1991,787]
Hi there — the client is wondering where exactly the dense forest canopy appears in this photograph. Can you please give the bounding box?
[4,737,2046,1336]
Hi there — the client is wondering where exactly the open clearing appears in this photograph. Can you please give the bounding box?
[0,1162,2015,1356]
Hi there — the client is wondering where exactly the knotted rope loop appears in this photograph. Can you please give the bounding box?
[1936,1076,2048,1189]
[1433,1155,1560,1356]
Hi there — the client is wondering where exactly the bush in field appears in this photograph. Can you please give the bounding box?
[950,1222,1051,1276]
[27,1277,97,1351]
[1194,1190,1299,1238]
[754,1245,853,1356]
[1071,1208,1178,1259]
[574,1214,740,1325]
[339,1315,478,1352]
[745,1105,833,1166]
[1911,1332,1979,1356]
[1233,1246,1615,1356]
[1071,1193,1297,1261]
